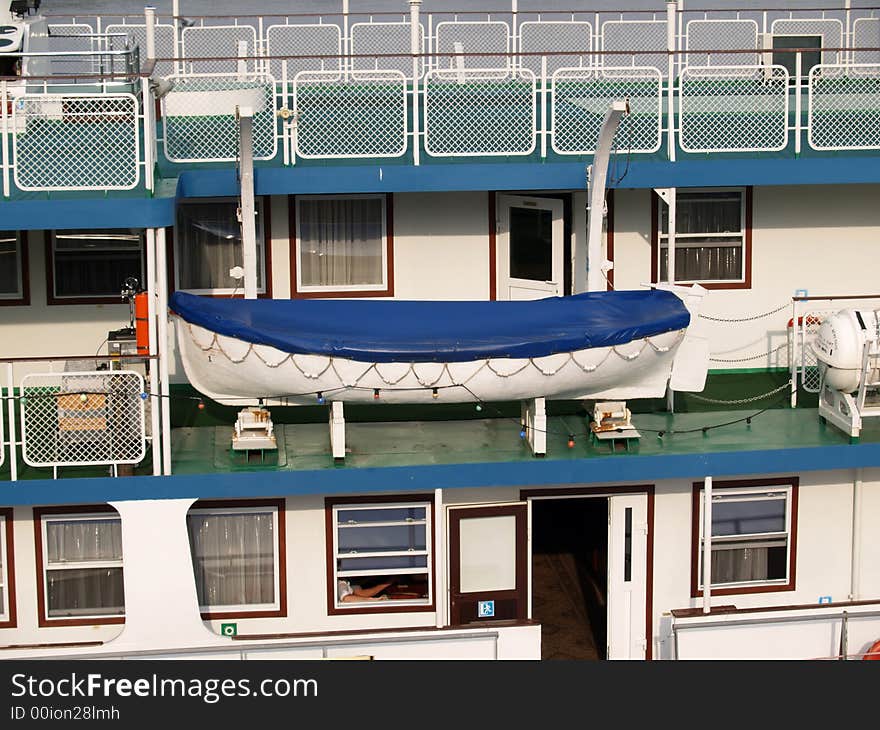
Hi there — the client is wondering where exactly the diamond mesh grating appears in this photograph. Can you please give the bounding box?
[294,70,408,158]
[686,19,759,71]
[679,66,789,152]
[181,25,258,74]
[162,74,278,162]
[105,23,176,78]
[809,65,880,150]
[423,69,536,156]
[435,21,510,72]
[551,67,662,154]
[265,23,341,81]
[20,371,145,468]
[12,94,140,191]
[351,22,424,78]
[853,18,880,66]
[600,20,667,73]
[518,21,592,77]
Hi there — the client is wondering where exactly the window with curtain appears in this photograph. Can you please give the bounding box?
[330,501,432,611]
[659,189,746,283]
[51,230,144,300]
[41,513,125,619]
[186,505,280,614]
[0,232,23,300]
[176,199,266,294]
[296,195,387,293]
[697,486,792,590]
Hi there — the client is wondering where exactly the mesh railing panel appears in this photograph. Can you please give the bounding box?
[518,21,592,77]
[808,64,880,150]
[181,25,258,74]
[679,66,789,152]
[423,69,536,156]
[20,371,145,468]
[351,22,424,77]
[162,73,278,162]
[770,18,842,67]
[686,19,759,70]
[105,23,176,78]
[265,23,341,80]
[800,312,827,393]
[293,70,408,158]
[435,21,510,72]
[853,18,880,65]
[12,93,140,191]
[46,23,100,76]
[600,20,667,72]
[551,67,662,154]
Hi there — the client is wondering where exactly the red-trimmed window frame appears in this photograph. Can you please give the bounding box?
[0,231,29,307]
[169,197,273,299]
[325,494,435,616]
[289,193,394,299]
[33,504,125,628]
[651,186,753,290]
[690,476,798,599]
[45,230,146,306]
[187,498,287,621]
[0,508,17,629]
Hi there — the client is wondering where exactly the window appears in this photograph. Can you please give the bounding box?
[326,496,433,614]
[175,198,267,295]
[293,194,393,296]
[48,229,144,303]
[653,188,752,289]
[0,231,28,305]
[0,508,16,628]
[35,507,125,625]
[691,478,797,597]
[186,500,286,619]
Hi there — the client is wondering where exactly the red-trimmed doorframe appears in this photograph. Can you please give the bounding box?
[520,484,655,660]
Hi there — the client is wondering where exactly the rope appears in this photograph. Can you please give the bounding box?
[699,302,790,323]
[709,342,789,364]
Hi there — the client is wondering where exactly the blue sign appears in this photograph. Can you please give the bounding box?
[818,596,832,605]
[478,600,495,618]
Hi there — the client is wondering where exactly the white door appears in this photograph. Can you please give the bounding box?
[607,494,649,659]
[496,194,564,300]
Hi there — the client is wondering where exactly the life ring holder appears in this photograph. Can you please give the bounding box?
[863,639,880,660]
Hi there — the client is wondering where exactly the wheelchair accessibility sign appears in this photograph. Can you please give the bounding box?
[477,600,495,618]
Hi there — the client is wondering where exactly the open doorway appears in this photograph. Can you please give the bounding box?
[531,498,608,660]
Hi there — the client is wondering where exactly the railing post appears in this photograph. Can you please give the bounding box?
[790,298,799,407]
[342,0,350,83]
[795,51,802,156]
[666,0,677,161]
[237,106,258,300]
[141,77,154,194]
[702,476,713,614]
[540,55,548,159]
[145,228,162,476]
[410,0,422,166]
[156,227,172,476]
[1,80,9,198]
[6,362,16,481]
[172,0,182,76]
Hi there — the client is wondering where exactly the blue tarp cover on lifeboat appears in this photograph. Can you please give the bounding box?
[171,290,689,363]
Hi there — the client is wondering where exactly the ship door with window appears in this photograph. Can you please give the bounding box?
[607,494,649,659]
[448,504,528,625]
[496,194,563,300]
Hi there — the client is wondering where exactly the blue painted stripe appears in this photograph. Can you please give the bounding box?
[4,443,879,506]
[0,196,177,231]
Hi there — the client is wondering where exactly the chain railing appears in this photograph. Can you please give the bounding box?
[19,371,145,470]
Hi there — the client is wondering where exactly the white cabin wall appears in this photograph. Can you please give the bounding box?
[0,231,130,362]
[612,184,880,371]
[855,471,880,600]
[269,195,291,299]
[392,192,490,300]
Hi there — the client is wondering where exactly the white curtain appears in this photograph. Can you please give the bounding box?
[0,233,20,296]
[187,512,276,608]
[45,518,125,616]
[711,546,770,584]
[298,198,384,288]
[177,201,263,291]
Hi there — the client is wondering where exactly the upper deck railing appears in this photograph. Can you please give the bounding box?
[3,5,880,192]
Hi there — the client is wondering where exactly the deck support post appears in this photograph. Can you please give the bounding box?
[156,227,172,475]
[702,475,713,614]
[330,400,346,460]
[522,397,546,457]
[237,105,258,300]
[146,228,162,476]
